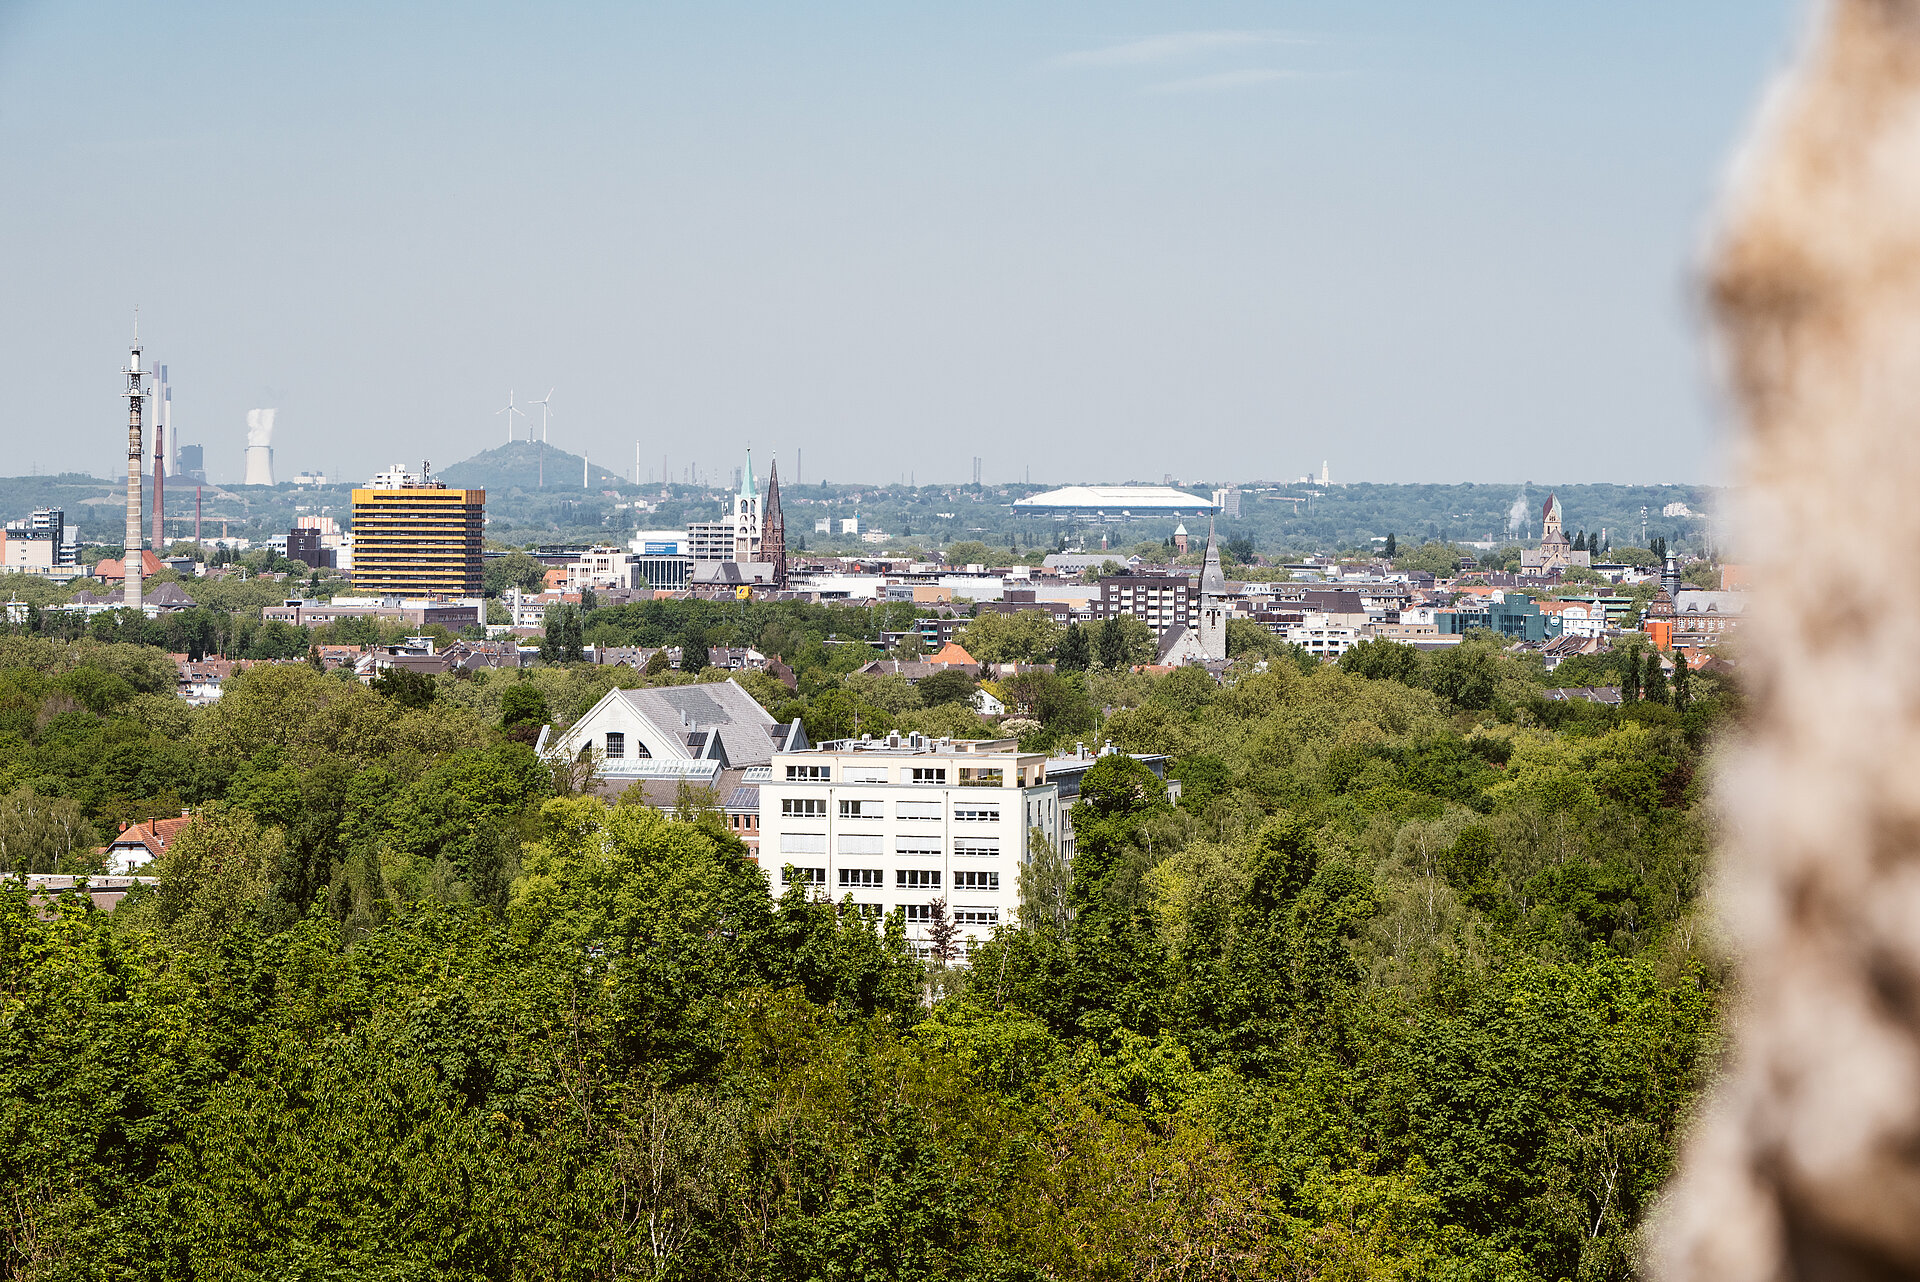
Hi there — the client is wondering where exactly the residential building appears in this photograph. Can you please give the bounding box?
[1,508,80,578]
[1669,589,1745,649]
[1096,574,1197,636]
[1286,625,1363,659]
[286,525,336,569]
[566,546,640,591]
[758,734,1061,956]
[349,469,485,596]
[541,679,808,792]
[103,812,196,874]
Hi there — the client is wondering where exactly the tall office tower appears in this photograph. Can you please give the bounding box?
[123,330,147,610]
[349,464,485,595]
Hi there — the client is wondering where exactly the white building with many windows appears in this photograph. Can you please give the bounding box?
[758,735,1061,957]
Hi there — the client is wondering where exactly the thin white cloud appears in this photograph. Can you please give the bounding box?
[1049,30,1305,70]
[1145,68,1298,94]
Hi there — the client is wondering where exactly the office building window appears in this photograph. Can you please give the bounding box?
[953,870,999,891]
[953,806,999,823]
[954,909,999,928]
[896,838,943,858]
[781,866,826,886]
[903,904,934,922]
[785,765,830,781]
[953,839,999,858]
[896,801,942,820]
[604,732,624,759]
[896,869,941,889]
[910,767,947,784]
[781,798,827,817]
[843,765,889,783]
[838,868,884,888]
[839,799,880,818]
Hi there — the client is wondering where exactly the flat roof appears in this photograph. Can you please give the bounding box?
[1013,485,1217,513]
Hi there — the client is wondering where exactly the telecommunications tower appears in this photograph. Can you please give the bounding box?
[123,320,147,611]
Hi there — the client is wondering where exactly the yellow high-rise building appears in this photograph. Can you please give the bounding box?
[350,478,485,596]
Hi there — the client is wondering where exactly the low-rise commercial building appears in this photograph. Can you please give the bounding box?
[261,596,481,630]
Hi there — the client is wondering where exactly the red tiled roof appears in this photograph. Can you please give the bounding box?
[92,550,165,581]
[105,814,195,859]
[927,642,977,666]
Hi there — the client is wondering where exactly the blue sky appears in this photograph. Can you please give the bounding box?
[0,1,1802,487]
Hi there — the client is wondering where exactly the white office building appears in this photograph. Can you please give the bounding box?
[758,735,1062,957]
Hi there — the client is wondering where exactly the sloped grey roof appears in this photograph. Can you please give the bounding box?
[617,679,781,768]
[146,582,195,608]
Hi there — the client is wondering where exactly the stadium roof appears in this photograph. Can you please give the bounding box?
[1012,485,1216,513]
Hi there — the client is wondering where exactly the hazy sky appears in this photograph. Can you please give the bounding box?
[0,1,1801,488]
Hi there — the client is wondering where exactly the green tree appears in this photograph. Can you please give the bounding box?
[944,540,993,566]
[959,609,1064,664]
[1384,532,1397,558]
[499,681,549,728]
[1056,622,1092,673]
[483,550,548,596]
[1644,651,1670,705]
[1338,637,1424,686]
[916,668,977,707]
[371,665,437,709]
[0,785,98,874]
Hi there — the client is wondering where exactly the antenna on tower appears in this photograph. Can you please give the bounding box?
[496,390,525,444]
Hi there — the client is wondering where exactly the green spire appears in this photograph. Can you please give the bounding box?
[741,448,757,499]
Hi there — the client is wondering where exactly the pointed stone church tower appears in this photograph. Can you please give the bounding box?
[762,455,787,588]
[1196,519,1229,661]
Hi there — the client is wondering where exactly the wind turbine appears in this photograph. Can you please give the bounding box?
[529,388,554,442]
[496,390,526,444]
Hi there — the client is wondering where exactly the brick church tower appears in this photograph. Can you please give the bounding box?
[762,456,787,588]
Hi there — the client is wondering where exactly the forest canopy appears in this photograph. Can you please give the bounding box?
[0,601,1735,1280]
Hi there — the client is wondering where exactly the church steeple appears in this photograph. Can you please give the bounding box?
[762,455,787,588]
[741,448,757,500]
[1199,518,1226,596]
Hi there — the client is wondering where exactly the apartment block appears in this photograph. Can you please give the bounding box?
[1096,574,1197,638]
[349,484,485,596]
[758,735,1062,956]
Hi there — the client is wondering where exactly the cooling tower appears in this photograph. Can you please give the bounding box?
[244,408,276,486]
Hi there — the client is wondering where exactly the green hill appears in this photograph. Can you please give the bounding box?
[437,441,630,492]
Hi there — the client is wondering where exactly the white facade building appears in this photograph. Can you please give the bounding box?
[566,546,639,591]
[1286,624,1363,658]
[758,735,1061,957]
[540,678,807,786]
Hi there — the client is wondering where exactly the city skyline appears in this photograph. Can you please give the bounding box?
[2,2,1800,486]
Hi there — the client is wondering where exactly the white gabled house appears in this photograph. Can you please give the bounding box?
[537,678,807,787]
